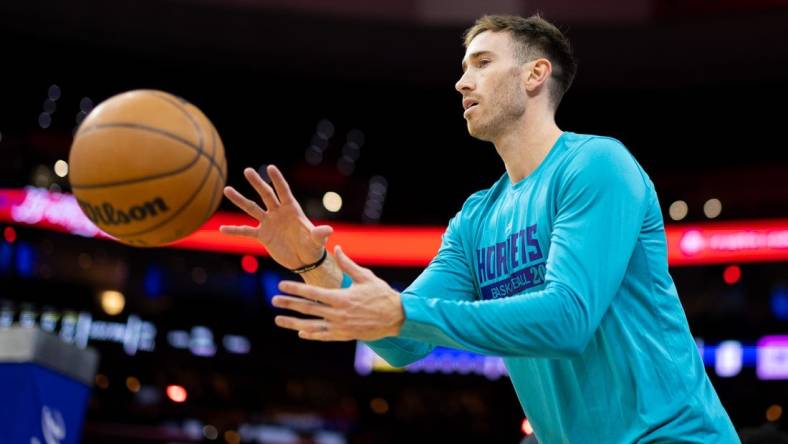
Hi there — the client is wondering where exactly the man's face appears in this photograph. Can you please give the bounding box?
[455,31,528,141]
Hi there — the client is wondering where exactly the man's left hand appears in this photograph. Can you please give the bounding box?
[272,246,405,341]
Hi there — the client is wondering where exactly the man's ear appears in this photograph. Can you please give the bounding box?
[524,58,552,92]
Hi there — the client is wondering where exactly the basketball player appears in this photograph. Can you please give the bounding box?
[222,15,740,443]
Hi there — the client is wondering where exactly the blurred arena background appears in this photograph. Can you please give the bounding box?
[1,0,788,443]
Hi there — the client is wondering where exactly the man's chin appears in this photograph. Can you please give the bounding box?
[466,122,492,142]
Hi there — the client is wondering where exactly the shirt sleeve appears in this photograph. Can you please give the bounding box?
[397,139,649,358]
[363,212,478,367]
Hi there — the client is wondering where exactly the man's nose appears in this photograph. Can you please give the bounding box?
[455,71,473,93]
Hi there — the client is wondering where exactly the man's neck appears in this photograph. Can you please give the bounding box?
[493,113,563,184]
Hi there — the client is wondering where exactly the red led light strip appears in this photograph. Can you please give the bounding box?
[2,188,787,267]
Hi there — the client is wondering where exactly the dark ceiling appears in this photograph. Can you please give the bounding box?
[1,0,787,224]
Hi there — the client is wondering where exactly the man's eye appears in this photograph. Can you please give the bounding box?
[479,60,491,67]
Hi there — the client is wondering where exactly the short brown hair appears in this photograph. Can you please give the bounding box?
[463,14,577,108]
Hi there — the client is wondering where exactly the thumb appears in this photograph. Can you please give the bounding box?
[311,225,334,246]
[334,245,369,282]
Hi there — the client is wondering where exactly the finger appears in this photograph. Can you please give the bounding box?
[272,295,336,319]
[223,186,267,221]
[311,225,334,246]
[267,165,296,205]
[334,245,371,283]
[274,315,328,333]
[278,281,342,306]
[219,225,257,238]
[244,167,279,210]
[298,329,344,341]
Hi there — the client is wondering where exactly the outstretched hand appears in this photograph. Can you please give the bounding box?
[220,165,333,271]
[272,246,405,341]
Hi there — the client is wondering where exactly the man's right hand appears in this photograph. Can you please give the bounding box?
[220,165,334,272]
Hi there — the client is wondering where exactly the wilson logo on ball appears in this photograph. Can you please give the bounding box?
[78,197,170,226]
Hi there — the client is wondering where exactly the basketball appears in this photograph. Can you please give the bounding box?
[68,90,227,247]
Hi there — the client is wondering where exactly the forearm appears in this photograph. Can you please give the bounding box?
[300,254,344,289]
[397,282,593,358]
[365,337,434,368]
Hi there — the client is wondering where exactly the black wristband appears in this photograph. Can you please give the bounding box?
[290,249,328,274]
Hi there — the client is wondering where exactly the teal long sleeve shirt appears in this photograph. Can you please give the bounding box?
[363,132,738,443]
